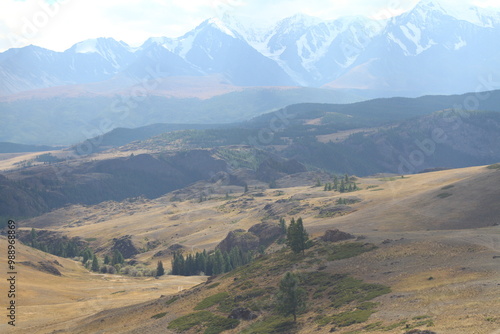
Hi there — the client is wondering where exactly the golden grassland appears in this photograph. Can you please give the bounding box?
[1,164,499,333]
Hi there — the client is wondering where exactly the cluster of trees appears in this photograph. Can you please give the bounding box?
[26,228,167,277]
[28,228,83,258]
[34,153,63,164]
[171,247,252,276]
[82,248,125,272]
[323,174,358,193]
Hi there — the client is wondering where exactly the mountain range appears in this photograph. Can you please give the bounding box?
[2,0,500,98]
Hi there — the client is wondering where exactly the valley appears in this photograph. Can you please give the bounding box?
[1,153,499,333]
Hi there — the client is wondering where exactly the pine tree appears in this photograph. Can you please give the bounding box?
[205,254,214,276]
[315,178,322,187]
[104,254,110,265]
[82,249,93,264]
[112,250,124,265]
[276,272,306,322]
[171,252,185,275]
[286,218,297,250]
[333,176,339,190]
[213,249,225,275]
[295,218,309,255]
[287,218,309,255]
[223,252,233,272]
[30,228,37,246]
[229,247,242,268]
[156,261,165,276]
[91,255,99,272]
[279,217,287,234]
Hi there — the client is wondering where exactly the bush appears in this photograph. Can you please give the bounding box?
[167,311,239,334]
[239,316,295,334]
[151,312,167,319]
[194,292,230,310]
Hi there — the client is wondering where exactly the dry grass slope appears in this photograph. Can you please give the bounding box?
[2,164,499,333]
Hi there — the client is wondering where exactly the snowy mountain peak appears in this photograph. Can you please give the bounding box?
[200,17,237,38]
[410,0,500,27]
[73,39,98,54]
[415,0,445,9]
[275,13,321,31]
[70,37,131,55]
[141,36,174,51]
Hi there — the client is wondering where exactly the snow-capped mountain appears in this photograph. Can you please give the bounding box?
[328,0,500,94]
[1,0,500,96]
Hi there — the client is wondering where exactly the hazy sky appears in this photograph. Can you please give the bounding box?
[1,0,499,52]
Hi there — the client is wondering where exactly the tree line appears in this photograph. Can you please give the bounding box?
[322,174,358,193]
[171,246,253,276]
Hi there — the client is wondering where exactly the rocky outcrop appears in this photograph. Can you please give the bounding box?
[111,235,139,259]
[248,222,283,247]
[217,221,284,253]
[216,229,260,253]
[153,244,185,258]
[320,229,355,242]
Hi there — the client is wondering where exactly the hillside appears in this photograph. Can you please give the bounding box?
[0,146,308,220]
[77,90,500,152]
[2,98,500,220]
[0,235,205,334]
[117,108,500,176]
[5,164,499,333]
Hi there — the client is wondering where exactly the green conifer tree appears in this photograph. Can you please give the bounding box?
[276,272,307,322]
[287,218,309,255]
[91,255,99,272]
[156,261,165,276]
[279,217,287,234]
[112,250,124,265]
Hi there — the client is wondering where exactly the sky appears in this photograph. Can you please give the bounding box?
[1,0,500,52]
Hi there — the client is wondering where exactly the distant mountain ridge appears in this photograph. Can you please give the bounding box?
[2,0,500,97]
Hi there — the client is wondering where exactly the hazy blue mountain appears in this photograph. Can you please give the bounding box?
[1,0,500,97]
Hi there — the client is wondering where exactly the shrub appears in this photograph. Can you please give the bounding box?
[151,312,167,319]
[239,316,295,334]
[167,311,239,334]
[194,292,230,310]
